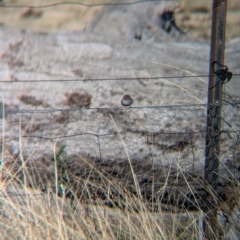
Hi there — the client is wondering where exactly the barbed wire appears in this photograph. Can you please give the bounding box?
[4,101,240,114]
[0,76,208,83]
[0,0,177,9]
[6,104,207,113]
[0,73,238,83]
[4,128,239,145]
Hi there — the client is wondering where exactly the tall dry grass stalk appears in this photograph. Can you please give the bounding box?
[0,169,203,240]
[0,82,239,239]
[0,133,203,240]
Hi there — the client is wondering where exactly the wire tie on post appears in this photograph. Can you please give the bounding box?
[212,61,233,85]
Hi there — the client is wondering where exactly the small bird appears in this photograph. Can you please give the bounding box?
[121,95,133,107]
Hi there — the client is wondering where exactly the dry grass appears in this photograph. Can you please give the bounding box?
[0,169,202,240]
[1,98,240,239]
[0,135,239,239]
[0,0,110,31]
[177,0,240,40]
[0,116,201,239]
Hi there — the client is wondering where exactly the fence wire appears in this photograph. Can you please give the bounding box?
[0,0,177,9]
[1,102,240,211]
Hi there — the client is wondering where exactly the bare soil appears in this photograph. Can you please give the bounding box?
[0,0,239,40]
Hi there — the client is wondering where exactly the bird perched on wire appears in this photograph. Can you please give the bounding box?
[121,95,133,107]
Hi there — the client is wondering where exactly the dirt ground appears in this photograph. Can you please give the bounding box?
[0,0,239,40]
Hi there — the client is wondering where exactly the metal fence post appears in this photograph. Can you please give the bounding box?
[204,0,228,237]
